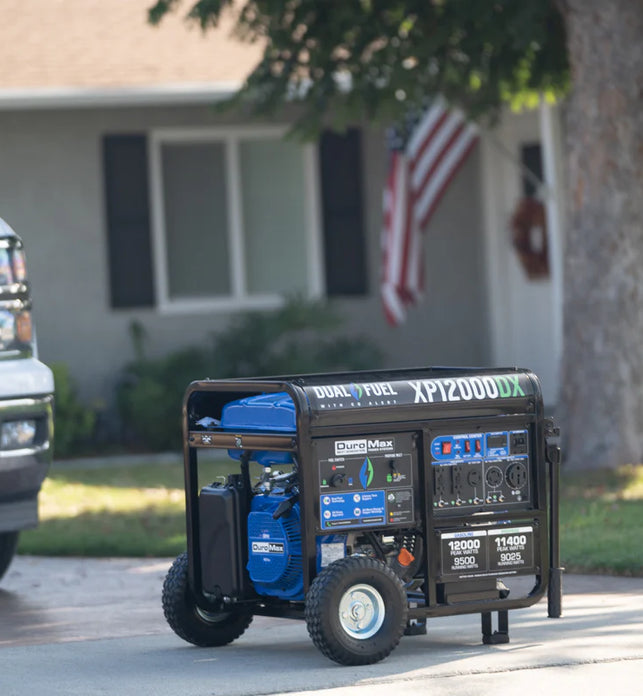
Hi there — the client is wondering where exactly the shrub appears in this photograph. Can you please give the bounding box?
[116,330,210,452]
[116,298,382,451]
[211,298,382,377]
[50,362,97,458]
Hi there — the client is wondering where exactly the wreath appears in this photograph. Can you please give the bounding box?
[510,197,550,280]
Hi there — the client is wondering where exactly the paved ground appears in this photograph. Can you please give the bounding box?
[0,556,642,695]
[0,556,170,646]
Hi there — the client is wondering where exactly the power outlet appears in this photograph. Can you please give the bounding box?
[506,462,528,489]
[451,465,463,495]
[434,467,447,496]
[467,469,482,487]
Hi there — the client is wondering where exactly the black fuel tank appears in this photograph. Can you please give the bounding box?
[199,482,246,597]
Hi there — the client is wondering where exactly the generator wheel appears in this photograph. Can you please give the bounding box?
[162,552,253,647]
[305,556,408,665]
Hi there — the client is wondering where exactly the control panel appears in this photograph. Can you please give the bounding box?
[430,428,532,514]
[314,432,416,531]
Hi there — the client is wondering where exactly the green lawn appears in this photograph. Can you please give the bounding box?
[18,460,189,557]
[18,460,643,576]
[559,464,643,576]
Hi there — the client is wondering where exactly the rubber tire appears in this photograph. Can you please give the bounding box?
[305,556,408,665]
[162,552,253,647]
[0,532,19,582]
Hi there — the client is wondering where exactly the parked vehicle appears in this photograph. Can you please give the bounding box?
[0,217,54,581]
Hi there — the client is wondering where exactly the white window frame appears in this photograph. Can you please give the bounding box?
[149,125,324,314]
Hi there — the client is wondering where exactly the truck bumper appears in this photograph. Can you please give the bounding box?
[0,394,53,532]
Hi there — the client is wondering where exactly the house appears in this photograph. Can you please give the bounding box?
[0,0,564,418]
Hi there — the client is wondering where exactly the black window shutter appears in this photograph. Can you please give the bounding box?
[103,134,155,308]
[319,128,368,295]
[521,143,543,197]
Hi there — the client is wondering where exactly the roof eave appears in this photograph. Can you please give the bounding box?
[0,83,241,110]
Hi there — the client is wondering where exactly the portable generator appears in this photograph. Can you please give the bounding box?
[162,367,562,665]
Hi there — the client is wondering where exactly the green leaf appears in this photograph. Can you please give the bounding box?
[148,0,569,137]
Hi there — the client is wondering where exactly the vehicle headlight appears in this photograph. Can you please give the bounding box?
[0,310,16,351]
[15,311,32,344]
[12,247,27,283]
[0,309,32,352]
[1,419,37,450]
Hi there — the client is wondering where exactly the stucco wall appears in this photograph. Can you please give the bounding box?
[0,104,490,411]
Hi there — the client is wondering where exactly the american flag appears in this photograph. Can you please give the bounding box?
[381,100,479,325]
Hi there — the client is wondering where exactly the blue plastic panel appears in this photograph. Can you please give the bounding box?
[247,494,303,600]
[221,392,295,466]
[221,392,296,433]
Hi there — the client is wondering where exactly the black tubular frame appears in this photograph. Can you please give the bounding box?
[180,366,561,621]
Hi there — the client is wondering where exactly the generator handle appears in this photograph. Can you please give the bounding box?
[546,431,563,618]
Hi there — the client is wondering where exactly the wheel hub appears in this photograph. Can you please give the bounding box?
[338,583,385,639]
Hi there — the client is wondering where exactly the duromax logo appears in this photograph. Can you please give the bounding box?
[335,439,367,456]
[360,458,374,489]
[349,383,363,401]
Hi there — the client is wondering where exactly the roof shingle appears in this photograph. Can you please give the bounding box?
[0,0,262,90]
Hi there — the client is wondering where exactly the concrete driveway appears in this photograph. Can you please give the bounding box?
[0,556,641,695]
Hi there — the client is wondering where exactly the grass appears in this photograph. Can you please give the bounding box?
[18,460,643,576]
[559,464,643,576]
[18,460,189,557]
[17,455,259,557]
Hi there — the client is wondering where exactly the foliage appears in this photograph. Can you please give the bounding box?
[50,363,97,458]
[19,461,643,576]
[116,337,211,452]
[148,0,569,134]
[211,297,382,377]
[116,298,382,451]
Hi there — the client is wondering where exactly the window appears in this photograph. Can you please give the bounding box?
[520,143,543,197]
[149,127,323,313]
[102,128,367,311]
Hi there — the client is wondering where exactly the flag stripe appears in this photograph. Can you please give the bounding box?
[381,282,406,325]
[386,153,408,286]
[413,120,466,209]
[381,156,396,283]
[398,169,416,302]
[406,99,448,157]
[405,213,423,300]
[410,111,463,189]
[416,125,478,228]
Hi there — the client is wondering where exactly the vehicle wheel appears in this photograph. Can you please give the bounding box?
[162,552,253,647]
[0,532,19,582]
[305,556,408,665]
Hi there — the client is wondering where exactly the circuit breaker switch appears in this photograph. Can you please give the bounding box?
[397,548,415,567]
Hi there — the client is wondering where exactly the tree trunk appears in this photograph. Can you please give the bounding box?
[559,1,643,469]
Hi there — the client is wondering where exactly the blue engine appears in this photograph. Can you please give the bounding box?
[247,492,303,600]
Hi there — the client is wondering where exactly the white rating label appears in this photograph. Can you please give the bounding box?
[439,525,536,577]
[488,527,534,571]
[440,530,486,575]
